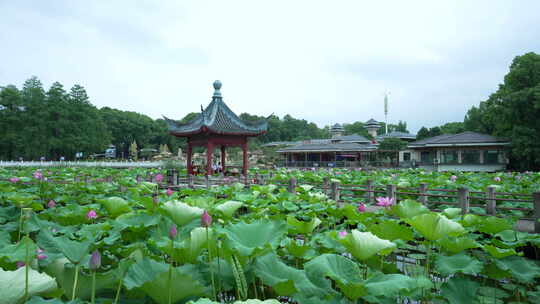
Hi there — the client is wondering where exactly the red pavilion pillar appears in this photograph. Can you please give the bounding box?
[242,141,248,176]
[206,141,214,176]
[220,145,226,173]
[187,142,193,175]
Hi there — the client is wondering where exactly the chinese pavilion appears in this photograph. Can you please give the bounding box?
[164,80,268,176]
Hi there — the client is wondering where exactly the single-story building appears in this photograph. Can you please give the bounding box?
[407,131,510,172]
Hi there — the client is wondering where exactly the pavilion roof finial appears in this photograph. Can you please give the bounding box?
[213,80,222,98]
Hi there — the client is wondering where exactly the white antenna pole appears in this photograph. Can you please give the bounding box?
[384,92,389,134]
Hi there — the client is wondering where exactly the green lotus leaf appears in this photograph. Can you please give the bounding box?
[44,258,116,300]
[37,231,93,264]
[187,299,281,304]
[368,220,414,241]
[254,253,327,298]
[161,200,204,226]
[438,236,481,254]
[476,216,512,234]
[442,208,462,219]
[0,266,58,304]
[364,273,416,298]
[287,216,322,234]
[484,245,517,259]
[304,254,364,300]
[390,199,429,219]
[494,256,540,283]
[340,230,396,261]
[407,213,465,241]
[97,196,132,218]
[124,257,209,304]
[0,236,37,263]
[440,276,480,304]
[26,297,66,304]
[299,184,314,192]
[214,200,244,218]
[435,252,483,276]
[221,219,287,256]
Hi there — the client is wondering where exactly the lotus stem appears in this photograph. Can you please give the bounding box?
[167,263,173,304]
[91,270,96,304]
[24,239,29,302]
[113,275,123,304]
[71,264,80,301]
[168,238,174,304]
[206,227,216,301]
[17,208,23,242]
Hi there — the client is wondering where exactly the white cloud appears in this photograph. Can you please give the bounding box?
[1,0,539,133]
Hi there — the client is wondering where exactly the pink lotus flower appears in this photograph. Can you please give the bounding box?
[89,250,101,270]
[155,174,164,183]
[166,188,174,196]
[357,203,366,213]
[450,175,457,182]
[87,210,97,220]
[47,200,56,208]
[9,177,20,183]
[16,261,25,269]
[375,197,395,207]
[493,176,501,182]
[169,224,178,240]
[338,230,348,238]
[201,210,212,227]
[33,171,43,180]
[36,248,47,260]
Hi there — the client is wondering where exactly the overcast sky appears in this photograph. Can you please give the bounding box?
[1,1,539,133]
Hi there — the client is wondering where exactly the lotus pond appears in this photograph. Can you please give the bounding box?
[0,167,540,304]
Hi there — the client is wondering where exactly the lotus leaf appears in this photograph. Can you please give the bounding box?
[0,266,58,304]
[407,213,465,241]
[340,230,396,261]
[161,200,204,226]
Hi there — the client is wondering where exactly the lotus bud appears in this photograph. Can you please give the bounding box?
[450,175,457,182]
[16,261,25,269]
[166,188,174,196]
[9,177,20,183]
[338,230,348,238]
[494,176,501,182]
[201,210,212,227]
[89,250,101,270]
[155,174,164,183]
[36,248,47,260]
[357,203,366,213]
[87,210,97,220]
[33,171,43,180]
[169,224,178,240]
[47,200,56,208]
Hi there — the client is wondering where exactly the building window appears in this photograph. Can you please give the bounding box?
[403,152,411,161]
[484,150,500,164]
[462,150,480,164]
[441,150,458,164]
[420,151,434,163]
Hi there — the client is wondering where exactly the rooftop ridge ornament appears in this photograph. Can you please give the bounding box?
[213,80,222,98]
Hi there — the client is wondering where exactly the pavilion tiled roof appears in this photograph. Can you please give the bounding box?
[165,81,268,136]
[408,132,509,147]
[377,131,417,140]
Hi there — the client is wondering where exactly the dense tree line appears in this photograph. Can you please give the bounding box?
[416,52,540,170]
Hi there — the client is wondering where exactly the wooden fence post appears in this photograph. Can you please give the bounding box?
[136,175,141,183]
[459,187,469,215]
[386,184,396,202]
[366,180,374,204]
[288,177,297,194]
[323,177,330,194]
[172,170,178,186]
[419,183,428,206]
[205,175,210,189]
[486,186,496,216]
[331,181,340,202]
[188,174,194,188]
[534,192,540,233]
